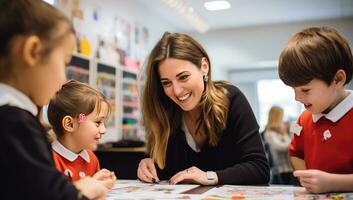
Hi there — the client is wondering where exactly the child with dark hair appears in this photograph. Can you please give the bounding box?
[278,27,353,193]
[48,79,116,187]
[0,0,107,199]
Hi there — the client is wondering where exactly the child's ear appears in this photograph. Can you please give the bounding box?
[62,115,75,132]
[334,69,346,87]
[22,35,43,67]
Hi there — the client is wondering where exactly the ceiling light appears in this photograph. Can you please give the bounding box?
[160,0,209,33]
[204,0,231,11]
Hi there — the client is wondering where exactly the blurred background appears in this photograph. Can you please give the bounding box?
[45,0,353,140]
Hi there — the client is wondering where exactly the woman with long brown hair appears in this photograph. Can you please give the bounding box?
[264,106,293,184]
[137,32,269,185]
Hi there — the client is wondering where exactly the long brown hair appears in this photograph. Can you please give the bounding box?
[142,32,230,169]
[47,80,111,137]
[0,0,75,81]
[265,106,284,133]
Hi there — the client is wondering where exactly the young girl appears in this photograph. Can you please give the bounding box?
[48,80,117,188]
[0,0,107,199]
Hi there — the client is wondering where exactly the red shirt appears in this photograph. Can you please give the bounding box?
[52,140,100,181]
[290,93,353,174]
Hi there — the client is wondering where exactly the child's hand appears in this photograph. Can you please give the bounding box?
[73,177,107,200]
[93,168,117,189]
[294,169,332,193]
[93,169,113,180]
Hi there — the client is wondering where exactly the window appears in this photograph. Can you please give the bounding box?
[257,79,303,131]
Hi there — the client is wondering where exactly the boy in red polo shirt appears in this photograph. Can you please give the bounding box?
[278,27,353,193]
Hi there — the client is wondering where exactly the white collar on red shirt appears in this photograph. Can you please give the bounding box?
[312,90,353,123]
[0,83,38,116]
[52,140,90,163]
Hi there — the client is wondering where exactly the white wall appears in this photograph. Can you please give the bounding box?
[191,17,353,81]
[191,17,353,122]
[56,0,178,61]
[228,67,279,121]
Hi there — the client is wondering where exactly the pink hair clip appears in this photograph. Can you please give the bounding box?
[78,113,86,123]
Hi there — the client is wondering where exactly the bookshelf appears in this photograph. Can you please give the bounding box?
[64,54,144,143]
[66,54,91,84]
[121,68,142,141]
[95,61,120,143]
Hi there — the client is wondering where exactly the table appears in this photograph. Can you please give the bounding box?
[105,180,353,200]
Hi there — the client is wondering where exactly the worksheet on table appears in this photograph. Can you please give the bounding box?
[106,180,202,200]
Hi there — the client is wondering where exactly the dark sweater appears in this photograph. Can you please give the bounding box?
[157,85,270,185]
[0,105,87,200]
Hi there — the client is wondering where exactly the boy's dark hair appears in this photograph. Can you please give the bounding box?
[278,27,353,87]
[48,80,111,137]
[0,0,74,80]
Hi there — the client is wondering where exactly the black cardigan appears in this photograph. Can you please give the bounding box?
[0,106,87,200]
[156,85,270,185]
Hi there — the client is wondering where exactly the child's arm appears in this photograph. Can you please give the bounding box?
[290,156,306,170]
[293,169,353,193]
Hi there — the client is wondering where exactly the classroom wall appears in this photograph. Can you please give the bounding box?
[56,0,178,62]
[191,17,353,81]
[55,1,353,130]
[189,17,353,122]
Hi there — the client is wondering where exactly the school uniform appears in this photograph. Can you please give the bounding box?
[52,140,100,181]
[290,90,353,173]
[0,83,87,200]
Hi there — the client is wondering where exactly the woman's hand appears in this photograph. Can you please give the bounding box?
[73,177,108,200]
[169,166,210,185]
[137,158,159,183]
[93,168,117,189]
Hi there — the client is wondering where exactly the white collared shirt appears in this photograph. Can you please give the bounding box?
[0,83,37,116]
[182,118,201,152]
[52,140,90,163]
[312,90,353,123]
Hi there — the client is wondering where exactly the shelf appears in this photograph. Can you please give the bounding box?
[64,55,144,143]
[122,78,138,85]
[123,114,139,120]
[66,54,90,84]
[122,101,138,108]
[122,68,139,74]
[122,91,139,97]
[122,125,138,130]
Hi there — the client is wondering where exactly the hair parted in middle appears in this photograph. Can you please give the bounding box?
[278,26,353,87]
[142,32,230,169]
[47,79,111,137]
